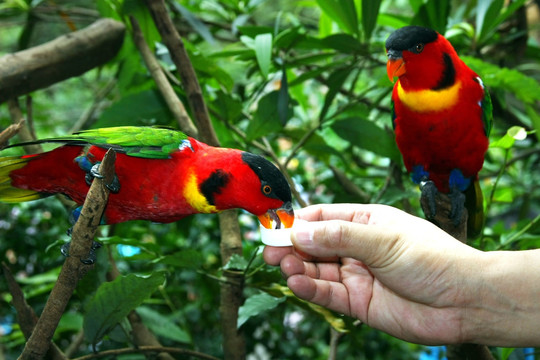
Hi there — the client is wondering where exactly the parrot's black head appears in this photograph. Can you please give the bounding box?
[385,26,438,56]
[241,152,294,229]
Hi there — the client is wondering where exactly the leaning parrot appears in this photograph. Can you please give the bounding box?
[0,126,294,230]
[385,25,492,236]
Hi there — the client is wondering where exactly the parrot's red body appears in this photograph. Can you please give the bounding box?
[386,26,492,235]
[0,127,294,229]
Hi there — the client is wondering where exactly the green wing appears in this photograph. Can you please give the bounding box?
[69,127,189,158]
[5,126,190,159]
[481,88,493,137]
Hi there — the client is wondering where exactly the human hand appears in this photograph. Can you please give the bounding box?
[263,204,482,345]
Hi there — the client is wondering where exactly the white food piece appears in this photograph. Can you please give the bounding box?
[259,219,309,247]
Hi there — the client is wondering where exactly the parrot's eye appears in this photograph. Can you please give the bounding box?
[262,185,272,195]
[415,43,424,53]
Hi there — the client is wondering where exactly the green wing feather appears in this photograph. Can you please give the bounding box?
[481,87,493,137]
[6,126,189,159]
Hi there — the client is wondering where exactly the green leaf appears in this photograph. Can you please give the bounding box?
[331,117,401,161]
[476,0,503,43]
[224,253,248,271]
[83,272,166,345]
[500,347,515,360]
[94,90,171,128]
[254,33,273,78]
[463,56,540,105]
[319,67,352,121]
[316,0,359,36]
[527,105,540,142]
[320,33,365,54]
[490,126,527,149]
[411,0,449,33]
[277,70,291,126]
[476,0,527,45]
[158,250,204,269]
[58,312,84,333]
[237,26,274,38]
[361,0,381,40]
[246,91,292,141]
[237,292,286,328]
[137,306,191,343]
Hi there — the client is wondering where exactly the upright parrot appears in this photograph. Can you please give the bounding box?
[385,25,492,236]
[0,126,294,230]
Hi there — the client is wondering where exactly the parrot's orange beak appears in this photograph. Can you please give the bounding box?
[386,58,406,82]
[258,202,295,229]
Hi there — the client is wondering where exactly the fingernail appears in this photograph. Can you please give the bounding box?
[292,221,313,246]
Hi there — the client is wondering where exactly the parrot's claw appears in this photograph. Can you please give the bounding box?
[60,240,102,265]
[85,162,121,193]
[449,187,466,226]
[420,180,438,220]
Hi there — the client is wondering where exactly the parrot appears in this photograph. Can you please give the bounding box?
[385,25,492,236]
[0,126,294,230]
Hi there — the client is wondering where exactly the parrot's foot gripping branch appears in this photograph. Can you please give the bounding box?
[60,240,102,265]
[420,180,466,227]
[448,187,465,226]
[420,180,437,220]
[85,162,121,193]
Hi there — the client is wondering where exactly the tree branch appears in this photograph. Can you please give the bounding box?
[19,149,116,360]
[129,16,198,137]
[0,18,125,104]
[72,345,220,360]
[2,263,66,360]
[144,2,246,358]
[145,0,218,146]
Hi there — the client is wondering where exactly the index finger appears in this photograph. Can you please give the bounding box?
[296,203,375,224]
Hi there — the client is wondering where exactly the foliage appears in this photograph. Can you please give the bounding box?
[1,0,540,359]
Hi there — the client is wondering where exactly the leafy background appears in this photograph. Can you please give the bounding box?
[1,0,539,359]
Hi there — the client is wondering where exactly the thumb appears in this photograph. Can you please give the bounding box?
[291,220,402,268]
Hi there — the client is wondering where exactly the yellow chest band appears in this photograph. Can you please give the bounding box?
[183,172,218,214]
[397,80,461,113]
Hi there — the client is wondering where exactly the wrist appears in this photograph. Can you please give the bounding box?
[461,249,540,346]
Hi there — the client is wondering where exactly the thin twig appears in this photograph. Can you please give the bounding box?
[72,345,220,360]
[7,98,42,154]
[0,118,25,149]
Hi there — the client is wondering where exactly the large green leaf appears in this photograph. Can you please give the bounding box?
[137,306,191,344]
[237,292,286,328]
[476,0,503,44]
[319,67,353,121]
[316,0,359,37]
[476,0,528,45]
[411,0,449,33]
[331,117,401,161]
[463,56,540,105]
[158,249,204,269]
[254,33,273,78]
[83,272,166,346]
[94,90,171,128]
[320,33,365,54]
[361,0,382,40]
[246,91,293,140]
